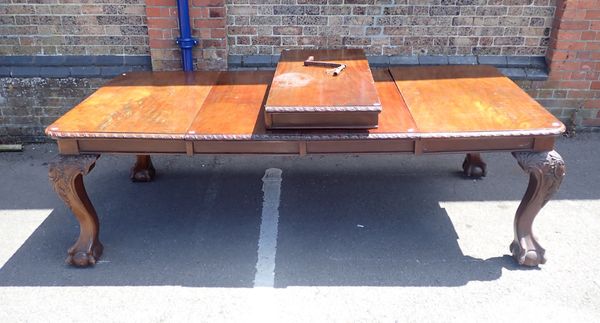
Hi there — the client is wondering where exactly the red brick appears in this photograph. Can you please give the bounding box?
[559,80,592,89]
[559,20,590,30]
[147,17,178,29]
[146,7,171,17]
[592,81,600,90]
[555,40,587,50]
[585,42,600,50]
[570,69,597,80]
[561,8,587,20]
[557,30,581,41]
[581,31,597,40]
[585,10,600,20]
[543,80,562,89]
[149,38,176,49]
[582,118,600,126]
[537,90,554,98]
[548,50,569,62]
[146,0,176,6]
[584,99,600,109]
[525,89,538,97]
[210,28,226,39]
[145,7,159,17]
[577,0,600,10]
[189,8,208,18]
[148,29,166,39]
[193,19,225,28]
[549,61,584,71]
[576,51,592,60]
[567,90,592,99]
[548,70,571,81]
[200,39,226,48]
[585,72,600,81]
[209,8,225,18]
[192,0,225,6]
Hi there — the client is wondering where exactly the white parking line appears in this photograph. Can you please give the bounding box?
[0,209,53,270]
[254,168,283,288]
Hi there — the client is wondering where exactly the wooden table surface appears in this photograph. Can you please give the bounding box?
[390,66,561,133]
[265,49,381,111]
[46,66,564,155]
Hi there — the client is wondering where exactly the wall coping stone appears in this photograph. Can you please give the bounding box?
[228,55,549,81]
[0,55,152,78]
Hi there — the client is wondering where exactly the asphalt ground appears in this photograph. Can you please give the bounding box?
[0,133,599,322]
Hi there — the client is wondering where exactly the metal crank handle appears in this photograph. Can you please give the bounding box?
[327,64,346,76]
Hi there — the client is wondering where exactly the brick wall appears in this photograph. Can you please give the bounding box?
[0,0,149,56]
[227,0,557,57]
[521,0,600,129]
[0,56,152,144]
[146,0,227,70]
[0,77,105,143]
[0,1,152,144]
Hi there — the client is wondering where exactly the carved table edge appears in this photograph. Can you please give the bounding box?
[47,128,564,141]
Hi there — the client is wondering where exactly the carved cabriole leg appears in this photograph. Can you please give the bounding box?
[511,150,565,266]
[463,153,487,177]
[49,155,103,267]
[130,155,155,182]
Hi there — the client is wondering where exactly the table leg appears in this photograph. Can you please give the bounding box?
[130,155,155,182]
[49,155,103,267]
[511,150,565,266]
[462,153,487,177]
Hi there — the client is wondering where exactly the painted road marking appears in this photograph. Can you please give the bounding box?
[0,209,53,269]
[254,168,283,288]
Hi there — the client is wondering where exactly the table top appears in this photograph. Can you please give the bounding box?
[46,66,564,144]
[390,66,562,133]
[265,49,381,113]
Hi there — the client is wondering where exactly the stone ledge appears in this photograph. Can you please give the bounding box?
[0,55,152,78]
[228,55,549,81]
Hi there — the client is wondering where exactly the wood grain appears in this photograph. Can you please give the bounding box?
[47,71,221,137]
[265,49,381,111]
[389,65,564,133]
[370,68,418,134]
[297,68,417,136]
[187,70,273,136]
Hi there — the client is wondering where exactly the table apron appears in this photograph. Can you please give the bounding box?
[58,136,556,155]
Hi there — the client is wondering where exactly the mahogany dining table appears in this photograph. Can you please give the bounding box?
[46,65,565,268]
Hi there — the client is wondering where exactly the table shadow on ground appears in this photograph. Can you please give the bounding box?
[0,161,525,288]
[0,168,263,287]
[273,170,520,288]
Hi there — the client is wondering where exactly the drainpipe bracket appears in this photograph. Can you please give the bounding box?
[176,37,199,49]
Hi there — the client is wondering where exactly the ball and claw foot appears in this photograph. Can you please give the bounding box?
[130,155,156,182]
[463,153,487,178]
[67,241,104,267]
[510,239,546,267]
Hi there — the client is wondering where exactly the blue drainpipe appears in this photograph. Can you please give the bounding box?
[175,0,198,72]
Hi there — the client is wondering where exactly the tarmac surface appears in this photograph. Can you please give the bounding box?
[0,133,599,322]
